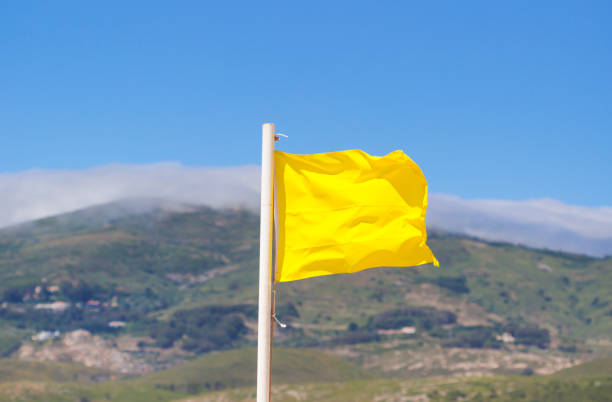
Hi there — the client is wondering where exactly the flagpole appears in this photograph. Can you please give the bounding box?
[257,123,275,402]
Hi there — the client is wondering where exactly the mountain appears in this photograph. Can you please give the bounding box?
[0,201,611,400]
[3,163,612,257]
[0,200,612,370]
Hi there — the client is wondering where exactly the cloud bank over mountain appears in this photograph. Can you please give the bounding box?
[0,163,260,228]
[1,164,610,257]
[426,194,612,257]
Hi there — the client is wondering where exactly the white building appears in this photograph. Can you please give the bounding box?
[34,301,70,312]
[32,330,60,342]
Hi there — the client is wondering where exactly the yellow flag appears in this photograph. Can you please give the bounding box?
[274,149,439,282]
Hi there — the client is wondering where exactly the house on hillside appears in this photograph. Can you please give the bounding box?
[32,330,60,341]
[377,326,417,336]
[86,300,101,310]
[496,332,515,343]
[47,285,60,293]
[34,301,70,312]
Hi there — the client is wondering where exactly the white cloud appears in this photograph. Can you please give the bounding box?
[427,194,612,257]
[1,164,611,257]
[0,163,260,228]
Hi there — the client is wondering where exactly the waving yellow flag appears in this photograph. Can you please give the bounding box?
[274,149,438,282]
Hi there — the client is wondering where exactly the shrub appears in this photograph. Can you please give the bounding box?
[61,281,102,303]
[442,326,501,349]
[504,323,550,348]
[2,284,34,303]
[369,307,456,330]
[150,304,254,352]
[330,331,379,345]
[435,275,470,293]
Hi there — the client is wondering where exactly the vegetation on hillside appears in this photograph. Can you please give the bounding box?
[0,352,610,401]
[150,304,256,351]
[0,203,610,399]
[0,204,610,358]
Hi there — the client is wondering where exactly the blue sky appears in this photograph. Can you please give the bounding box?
[1,1,610,206]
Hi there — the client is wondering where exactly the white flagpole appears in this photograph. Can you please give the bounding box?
[257,123,275,402]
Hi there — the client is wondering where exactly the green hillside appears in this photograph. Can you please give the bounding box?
[0,380,185,402]
[1,352,609,402]
[553,357,612,377]
[0,202,610,376]
[135,347,372,393]
[0,360,114,383]
[0,348,370,401]
[180,374,612,402]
